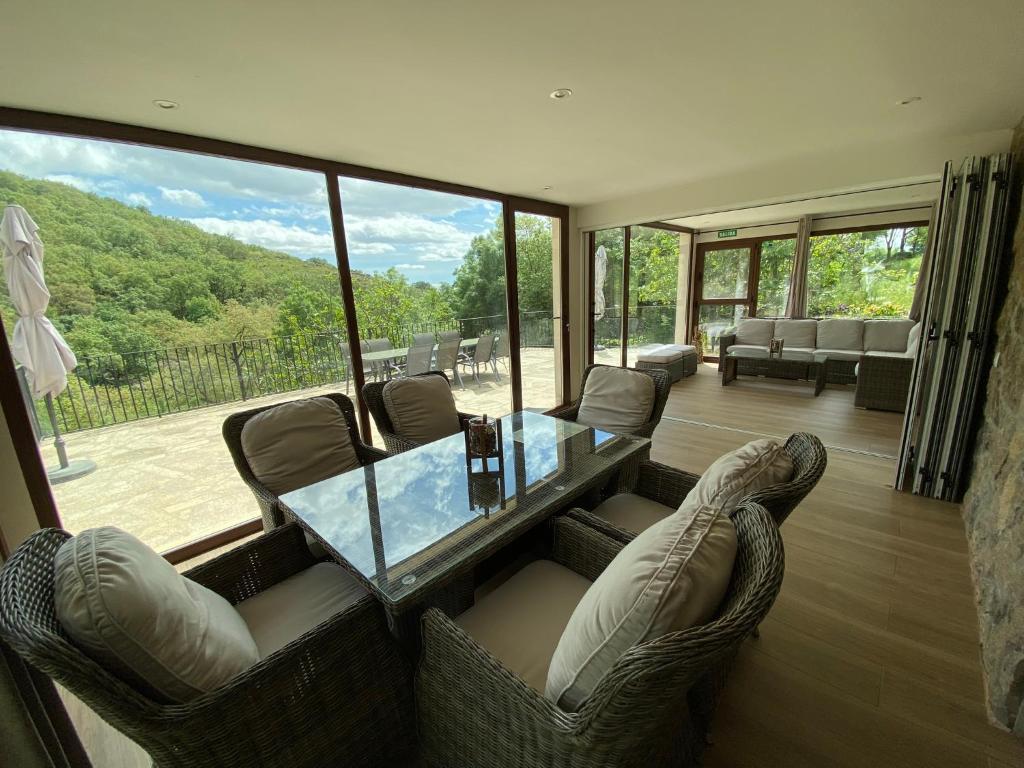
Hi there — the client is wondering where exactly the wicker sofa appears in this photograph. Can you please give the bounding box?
[719,317,920,410]
[0,523,416,768]
[415,501,784,768]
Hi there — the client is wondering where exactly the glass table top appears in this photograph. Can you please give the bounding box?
[280,411,649,608]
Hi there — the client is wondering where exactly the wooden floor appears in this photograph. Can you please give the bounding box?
[61,365,1024,767]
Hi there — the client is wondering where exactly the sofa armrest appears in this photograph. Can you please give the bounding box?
[718,333,736,370]
[184,522,316,603]
[855,354,914,412]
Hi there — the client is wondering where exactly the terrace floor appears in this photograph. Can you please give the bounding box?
[54,360,1024,768]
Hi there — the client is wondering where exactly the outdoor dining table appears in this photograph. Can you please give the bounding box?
[359,337,481,364]
[279,410,650,648]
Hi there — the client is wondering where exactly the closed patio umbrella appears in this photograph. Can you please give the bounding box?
[1,204,94,482]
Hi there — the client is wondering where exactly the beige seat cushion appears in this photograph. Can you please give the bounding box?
[576,367,656,434]
[636,345,683,364]
[235,562,367,657]
[686,437,794,515]
[241,396,360,496]
[734,318,775,346]
[726,344,769,358]
[777,347,815,362]
[812,348,862,363]
[863,319,917,353]
[456,560,591,693]
[816,318,864,351]
[591,493,675,534]
[382,375,461,445]
[545,505,737,710]
[773,319,817,348]
[54,527,259,702]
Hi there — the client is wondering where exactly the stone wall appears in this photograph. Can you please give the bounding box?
[962,116,1024,735]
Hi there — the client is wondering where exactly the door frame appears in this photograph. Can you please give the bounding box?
[692,237,761,362]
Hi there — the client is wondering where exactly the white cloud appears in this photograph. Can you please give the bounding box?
[44,174,96,192]
[343,213,473,264]
[395,263,426,270]
[186,217,335,258]
[338,176,493,218]
[348,242,396,255]
[159,187,206,208]
[124,192,152,207]
[418,253,464,263]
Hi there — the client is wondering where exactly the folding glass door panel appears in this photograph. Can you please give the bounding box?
[336,177,511,440]
[514,212,562,411]
[693,242,755,359]
[591,228,626,367]
[625,226,682,366]
[756,238,796,317]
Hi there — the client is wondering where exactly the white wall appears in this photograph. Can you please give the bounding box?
[0,408,41,557]
[575,129,1012,231]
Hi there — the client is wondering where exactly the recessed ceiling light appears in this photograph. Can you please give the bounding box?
[549,88,573,100]
[897,96,922,106]
[152,99,179,110]
[542,185,553,191]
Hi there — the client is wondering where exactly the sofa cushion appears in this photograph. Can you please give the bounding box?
[576,367,656,434]
[54,527,260,702]
[235,562,367,658]
[686,437,794,516]
[545,505,736,710]
[382,374,461,445]
[863,319,917,353]
[812,348,863,363]
[457,560,591,693]
[777,347,815,362]
[591,493,676,534]
[241,397,360,496]
[734,318,774,346]
[773,319,817,349]
[816,318,864,351]
[636,345,683,364]
[864,350,913,359]
[906,322,923,356]
[725,344,769,358]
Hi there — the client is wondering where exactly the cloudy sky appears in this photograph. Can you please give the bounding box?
[0,129,501,284]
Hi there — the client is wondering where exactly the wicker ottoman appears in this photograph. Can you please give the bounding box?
[636,344,698,382]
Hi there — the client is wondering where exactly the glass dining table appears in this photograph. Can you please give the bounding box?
[280,411,650,642]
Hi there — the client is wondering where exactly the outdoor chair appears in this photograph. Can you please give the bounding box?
[0,523,415,768]
[416,501,785,768]
[399,342,434,377]
[223,393,387,531]
[572,433,827,545]
[360,337,397,381]
[549,364,671,439]
[493,332,510,372]
[410,331,436,348]
[339,341,372,394]
[363,371,477,454]
[438,330,461,344]
[458,333,499,385]
[434,335,465,389]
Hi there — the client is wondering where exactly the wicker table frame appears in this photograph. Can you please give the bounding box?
[721,353,826,396]
[415,502,784,768]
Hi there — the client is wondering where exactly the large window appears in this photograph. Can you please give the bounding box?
[807,225,928,317]
[627,226,682,358]
[591,228,624,364]
[756,238,796,317]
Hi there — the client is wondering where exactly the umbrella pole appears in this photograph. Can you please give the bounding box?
[44,393,70,469]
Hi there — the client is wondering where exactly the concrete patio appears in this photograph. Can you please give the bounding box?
[40,346,592,553]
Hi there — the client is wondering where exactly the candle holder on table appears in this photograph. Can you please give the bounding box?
[464,415,505,513]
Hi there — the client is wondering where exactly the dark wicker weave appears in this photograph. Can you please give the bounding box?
[855,354,913,411]
[571,432,827,544]
[415,501,785,768]
[548,364,672,439]
[362,371,477,454]
[718,333,861,386]
[222,392,388,530]
[0,523,415,768]
[636,350,698,382]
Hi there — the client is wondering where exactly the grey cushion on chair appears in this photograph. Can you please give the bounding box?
[54,527,260,702]
[235,562,368,657]
[576,367,656,434]
[816,318,864,351]
[456,560,591,693]
[240,397,360,496]
[773,319,817,349]
[382,375,462,445]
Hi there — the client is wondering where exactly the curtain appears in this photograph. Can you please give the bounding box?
[909,203,939,321]
[786,215,812,317]
[0,641,91,768]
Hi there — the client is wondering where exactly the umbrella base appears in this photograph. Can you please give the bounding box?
[47,458,97,485]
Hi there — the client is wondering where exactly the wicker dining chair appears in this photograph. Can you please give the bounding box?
[548,364,672,439]
[223,392,387,531]
[363,371,477,454]
[0,523,416,768]
[571,432,828,545]
[416,500,785,768]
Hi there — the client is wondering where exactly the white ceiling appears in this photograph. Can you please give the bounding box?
[663,181,941,230]
[3,0,1023,207]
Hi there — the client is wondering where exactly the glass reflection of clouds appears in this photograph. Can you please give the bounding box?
[280,411,633,598]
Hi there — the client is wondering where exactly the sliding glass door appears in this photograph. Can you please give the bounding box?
[692,242,754,359]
